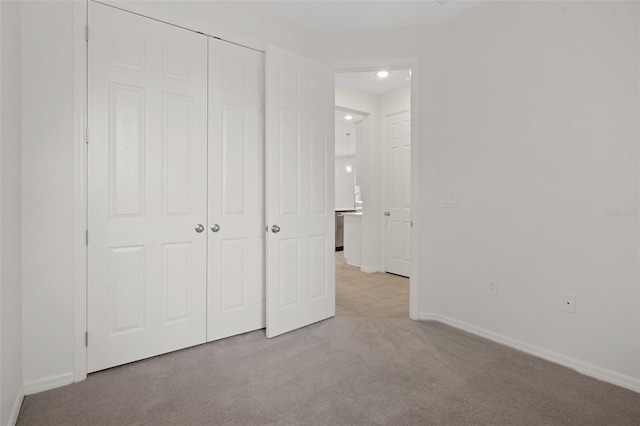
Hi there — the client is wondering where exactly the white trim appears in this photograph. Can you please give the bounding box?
[419,313,640,394]
[0,0,4,419]
[360,265,378,274]
[384,107,411,118]
[91,0,265,53]
[73,0,88,384]
[24,373,75,396]
[417,312,437,321]
[7,386,24,426]
[335,59,420,321]
[408,61,420,321]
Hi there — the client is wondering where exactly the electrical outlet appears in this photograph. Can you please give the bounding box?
[443,195,461,208]
[488,280,498,296]
[561,293,576,313]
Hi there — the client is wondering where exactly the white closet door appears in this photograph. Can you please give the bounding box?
[384,110,411,277]
[87,2,208,372]
[207,38,266,341]
[265,45,335,338]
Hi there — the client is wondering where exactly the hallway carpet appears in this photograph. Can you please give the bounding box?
[335,252,409,319]
[18,316,640,425]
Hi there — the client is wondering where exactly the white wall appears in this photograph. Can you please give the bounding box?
[1,0,23,422]
[19,0,332,393]
[428,0,639,387]
[335,156,355,211]
[379,85,410,117]
[325,1,640,390]
[21,1,76,392]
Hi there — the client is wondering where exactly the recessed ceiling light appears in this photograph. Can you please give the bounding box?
[376,70,390,78]
[345,115,353,120]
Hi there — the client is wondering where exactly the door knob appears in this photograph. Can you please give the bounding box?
[384,211,391,216]
[195,224,205,233]
[211,224,220,233]
[271,225,281,233]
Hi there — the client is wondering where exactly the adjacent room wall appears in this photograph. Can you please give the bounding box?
[335,156,355,211]
[379,85,410,117]
[1,0,23,422]
[335,85,381,272]
[325,1,640,390]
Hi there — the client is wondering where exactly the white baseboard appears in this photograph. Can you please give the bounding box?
[360,265,378,274]
[24,372,74,395]
[8,385,24,426]
[417,312,437,321]
[418,312,640,394]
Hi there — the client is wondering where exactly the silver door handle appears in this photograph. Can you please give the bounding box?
[195,224,205,233]
[271,225,280,233]
[384,212,391,216]
[211,224,220,233]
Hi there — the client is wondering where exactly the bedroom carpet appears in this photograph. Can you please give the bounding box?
[17,315,640,425]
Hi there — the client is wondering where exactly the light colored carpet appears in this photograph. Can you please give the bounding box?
[335,252,409,319]
[18,315,640,425]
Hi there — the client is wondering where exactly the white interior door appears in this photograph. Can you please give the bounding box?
[265,45,335,338]
[207,38,266,341]
[384,110,411,277]
[87,2,208,372]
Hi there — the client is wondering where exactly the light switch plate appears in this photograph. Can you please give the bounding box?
[488,280,498,296]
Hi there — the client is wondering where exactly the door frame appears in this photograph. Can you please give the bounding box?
[72,0,88,385]
[334,60,420,321]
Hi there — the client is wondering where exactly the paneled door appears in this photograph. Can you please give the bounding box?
[384,110,411,277]
[207,38,266,341]
[87,2,208,372]
[265,46,335,338]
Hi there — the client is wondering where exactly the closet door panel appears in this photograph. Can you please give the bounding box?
[87,2,208,372]
[265,45,335,338]
[208,38,266,341]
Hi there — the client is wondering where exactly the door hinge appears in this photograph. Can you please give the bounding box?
[85,230,88,246]
[85,25,89,42]
[85,331,88,347]
[85,128,89,144]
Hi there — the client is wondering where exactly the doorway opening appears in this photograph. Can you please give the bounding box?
[333,68,412,319]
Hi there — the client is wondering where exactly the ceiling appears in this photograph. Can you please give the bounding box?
[336,69,411,96]
[244,1,483,33]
